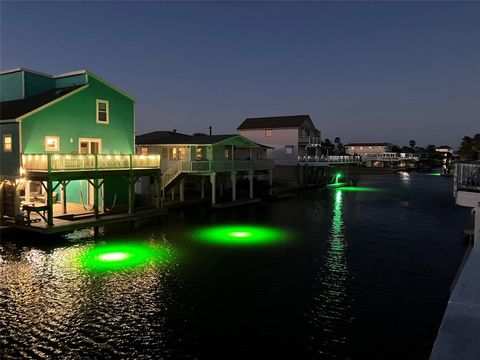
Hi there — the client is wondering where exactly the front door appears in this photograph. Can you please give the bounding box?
[78,138,102,206]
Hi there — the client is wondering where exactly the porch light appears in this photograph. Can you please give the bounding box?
[53,155,60,160]
[115,155,121,160]
[192,225,290,246]
[66,155,71,160]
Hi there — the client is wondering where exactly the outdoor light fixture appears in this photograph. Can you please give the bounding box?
[192,225,289,246]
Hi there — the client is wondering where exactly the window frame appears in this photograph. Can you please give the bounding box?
[285,145,294,155]
[96,99,110,124]
[45,136,60,152]
[3,134,13,153]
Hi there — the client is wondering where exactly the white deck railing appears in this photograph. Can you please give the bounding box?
[22,154,161,172]
[298,155,361,164]
[298,136,321,145]
[454,163,480,193]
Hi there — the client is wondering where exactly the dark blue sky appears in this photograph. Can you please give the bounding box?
[1,1,478,147]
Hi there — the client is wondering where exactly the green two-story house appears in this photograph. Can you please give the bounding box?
[0,68,161,228]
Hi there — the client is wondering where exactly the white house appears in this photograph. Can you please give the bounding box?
[237,115,321,166]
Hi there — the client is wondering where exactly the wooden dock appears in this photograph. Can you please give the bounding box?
[211,198,261,209]
[3,208,167,234]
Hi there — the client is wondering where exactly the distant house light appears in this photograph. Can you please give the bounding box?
[265,129,272,137]
[141,147,148,155]
[96,99,110,124]
[3,134,12,152]
[45,136,60,151]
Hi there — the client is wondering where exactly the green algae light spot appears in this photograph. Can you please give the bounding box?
[193,225,288,247]
[79,242,170,273]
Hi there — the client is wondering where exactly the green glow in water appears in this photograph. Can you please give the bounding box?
[335,186,379,192]
[79,242,170,272]
[193,225,288,246]
[428,173,442,176]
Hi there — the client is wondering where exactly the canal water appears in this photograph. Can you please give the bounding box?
[0,173,471,359]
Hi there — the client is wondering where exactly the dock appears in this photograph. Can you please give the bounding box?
[431,247,480,359]
[4,208,167,234]
[211,198,261,209]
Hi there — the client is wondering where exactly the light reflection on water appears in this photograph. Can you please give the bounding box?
[310,189,351,354]
[0,240,178,359]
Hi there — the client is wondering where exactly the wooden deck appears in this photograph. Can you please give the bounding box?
[5,204,167,234]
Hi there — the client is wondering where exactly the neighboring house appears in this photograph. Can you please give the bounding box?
[237,115,321,166]
[135,131,273,204]
[0,67,160,227]
[345,143,392,159]
[345,142,419,168]
[435,145,453,155]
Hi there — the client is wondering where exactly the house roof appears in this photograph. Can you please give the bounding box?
[136,131,238,145]
[136,131,271,148]
[345,142,392,147]
[437,145,453,149]
[0,85,85,120]
[237,115,313,130]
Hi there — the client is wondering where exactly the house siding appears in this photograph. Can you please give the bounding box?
[0,122,20,177]
[21,75,134,154]
[0,72,24,101]
[240,128,299,165]
[54,74,88,88]
[24,72,55,98]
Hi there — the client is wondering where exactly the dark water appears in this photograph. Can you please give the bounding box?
[0,173,471,359]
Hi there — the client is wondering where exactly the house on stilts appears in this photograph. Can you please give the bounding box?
[0,67,162,233]
[135,131,274,206]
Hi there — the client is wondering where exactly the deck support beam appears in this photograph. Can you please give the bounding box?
[268,170,273,195]
[46,179,54,227]
[201,176,205,199]
[248,170,254,199]
[475,203,480,249]
[128,175,135,214]
[61,180,70,215]
[231,171,237,202]
[210,172,216,205]
[25,180,31,203]
[93,178,100,218]
[155,172,161,208]
[179,177,185,202]
[171,187,175,201]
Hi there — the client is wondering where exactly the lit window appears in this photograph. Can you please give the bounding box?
[196,147,203,160]
[96,99,109,124]
[141,147,148,155]
[171,148,177,160]
[45,136,60,151]
[265,129,272,137]
[285,145,294,155]
[3,135,12,152]
[224,148,229,160]
[178,147,186,161]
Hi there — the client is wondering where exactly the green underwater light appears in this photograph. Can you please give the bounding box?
[335,186,379,192]
[79,242,170,273]
[193,225,288,246]
[428,173,442,176]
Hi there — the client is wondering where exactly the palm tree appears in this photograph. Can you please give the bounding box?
[409,139,416,150]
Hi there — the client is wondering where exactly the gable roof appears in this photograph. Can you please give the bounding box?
[136,131,270,148]
[237,115,314,130]
[136,131,238,145]
[0,85,86,120]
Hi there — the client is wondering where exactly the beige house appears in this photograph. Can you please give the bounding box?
[237,115,321,166]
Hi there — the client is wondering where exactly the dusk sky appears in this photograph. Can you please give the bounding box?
[1,1,478,148]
